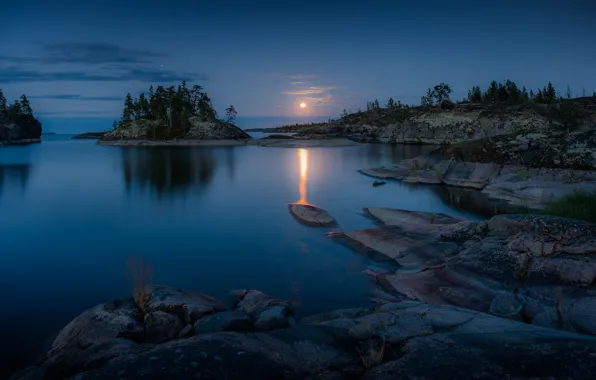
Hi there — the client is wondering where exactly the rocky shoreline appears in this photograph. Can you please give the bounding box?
[0,138,41,146]
[13,205,596,379]
[97,139,250,147]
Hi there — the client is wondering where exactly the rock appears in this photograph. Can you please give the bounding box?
[235,290,291,317]
[144,285,225,324]
[178,324,194,338]
[144,311,184,343]
[225,289,248,309]
[14,292,596,379]
[288,203,338,227]
[333,209,596,337]
[71,132,106,139]
[488,292,522,320]
[253,306,292,331]
[0,112,42,143]
[100,118,251,142]
[193,310,253,334]
[372,180,386,187]
[44,299,144,371]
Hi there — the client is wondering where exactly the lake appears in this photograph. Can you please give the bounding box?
[0,135,490,375]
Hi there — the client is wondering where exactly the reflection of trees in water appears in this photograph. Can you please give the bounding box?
[0,164,32,200]
[430,185,522,218]
[121,147,217,199]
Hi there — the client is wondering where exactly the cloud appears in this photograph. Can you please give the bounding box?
[305,94,334,106]
[291,81,305,85]
[28,94,123,101]
[0,66,206,84]
[289,75,316,79]
[283,86,340,95]
[41,42,166,65]
[0,42,207,84]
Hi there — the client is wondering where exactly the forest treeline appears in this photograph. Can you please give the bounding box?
[114,81,237,133]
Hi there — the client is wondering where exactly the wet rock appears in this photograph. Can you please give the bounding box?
[301,308,370,324]
[144,311,184,343]
[193,310,253,334]
[225,289,247,309]
[144,285,225,324]
[44,298,144,371]
[372,180,386,187]
[254,306,293,331]
[488,292,522,320]
[288,203,338,227]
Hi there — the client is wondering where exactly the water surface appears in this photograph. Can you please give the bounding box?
[1,136,487,374]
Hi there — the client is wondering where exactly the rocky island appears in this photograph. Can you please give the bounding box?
[98,82,251,146]
[0,89,42,146]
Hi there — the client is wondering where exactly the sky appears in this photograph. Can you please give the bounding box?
[0,0,595,131]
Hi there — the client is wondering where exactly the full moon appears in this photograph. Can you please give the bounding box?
[300,102,307,108]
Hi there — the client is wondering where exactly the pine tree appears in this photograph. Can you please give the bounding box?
[8,100,22,117]
[19,95,33,115]
[121,93,134,124]
[529,89,534,100]
[566,84,572,99]
[0,88,7,111]
[521,86,529,102]
[545,82,556,104]
[467,86,482,102]
[386,97,395,109]
[421,88,435,108]
[224,105,237,123]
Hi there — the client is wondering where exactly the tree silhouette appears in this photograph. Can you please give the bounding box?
[19,95,33,115]
[224,105,237,123]
[0,89,7,111]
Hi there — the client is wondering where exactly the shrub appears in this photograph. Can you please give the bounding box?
[126,254,153,314]
[539,191,596,223]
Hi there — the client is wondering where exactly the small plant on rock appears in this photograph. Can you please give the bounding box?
[126,254,153,315]
[357,338,386,369]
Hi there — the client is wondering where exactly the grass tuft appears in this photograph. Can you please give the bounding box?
[539,191,596,223]
[357,338,386,369]
[126,254,153,315]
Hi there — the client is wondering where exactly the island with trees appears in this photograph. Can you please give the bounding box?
[99,81,250,146]
[0,89,42,145]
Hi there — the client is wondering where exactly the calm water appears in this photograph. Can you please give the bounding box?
[0,135,487,374]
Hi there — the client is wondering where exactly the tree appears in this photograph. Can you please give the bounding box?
[373,99,380,109]
[433,83,452,107]
[121,93,135,124]
[566,84,572,99]
[421,88,435,108]
[7,100,22,117]
[224,105,237,123]
[19,94,33,115]
[341,109,348,118]
[529,89,534,100]
[467,86,482,102]
[0,88,7,111]
[386,97,395,109]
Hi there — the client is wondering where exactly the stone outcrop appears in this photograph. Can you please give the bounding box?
[100,118,251,142]
[0,112,42,144]
[361,129,596,208]
[288,203,338,227]
[13,285,596,379]
[329,209,596,338]
[259,101,596,145]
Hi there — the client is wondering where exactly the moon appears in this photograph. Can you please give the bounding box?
[300,102,307,109]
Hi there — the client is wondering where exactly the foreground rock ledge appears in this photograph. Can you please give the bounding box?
[13,286,596,379]
[330,209,596,338]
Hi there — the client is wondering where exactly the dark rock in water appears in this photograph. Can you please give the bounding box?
[144,285,226,324]
[288,203,338,227]
[0,112,42,144]
[372,180,386,187]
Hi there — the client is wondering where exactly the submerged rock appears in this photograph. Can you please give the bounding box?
[288,203,338,227]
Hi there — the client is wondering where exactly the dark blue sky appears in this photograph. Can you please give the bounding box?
[1,0,594,121]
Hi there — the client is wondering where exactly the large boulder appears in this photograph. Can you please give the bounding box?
[288,203,338,227]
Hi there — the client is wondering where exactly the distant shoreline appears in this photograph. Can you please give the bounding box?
[72,132,107,139]
[0,138,41,146]
[97,139,250,147]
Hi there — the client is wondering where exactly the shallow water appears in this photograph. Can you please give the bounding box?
[0,135,488,374]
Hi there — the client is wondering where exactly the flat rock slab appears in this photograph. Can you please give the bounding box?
[364,207,466,227]
[288,203,338,227]
[359,167,406,180]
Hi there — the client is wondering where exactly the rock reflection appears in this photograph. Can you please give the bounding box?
[0,163,31,200]
[121,147,216,199]
[430,185,523,217]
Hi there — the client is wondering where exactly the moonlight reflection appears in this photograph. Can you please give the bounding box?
[297,148,309,204]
